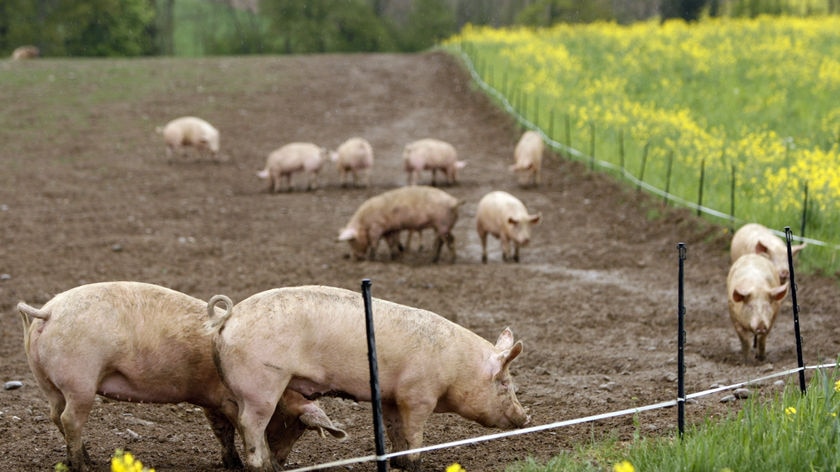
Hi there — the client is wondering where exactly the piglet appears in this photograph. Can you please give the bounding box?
[476,191,542,263]
[727,254,789,361]
[337,185,462,262]
[331,137,374,187]
[403,138,466,186]
[730,223,805,284]
[258,142,327,192]
[18,282,344,472]
[208,285,529,472]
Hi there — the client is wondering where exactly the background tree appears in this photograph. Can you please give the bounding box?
[516,0,613,26]
[660,0,710,21]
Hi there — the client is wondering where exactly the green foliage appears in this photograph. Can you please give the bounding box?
[516,0,614,26]
[260,0,397,53]
[396,0,457,51]
[0,0,156,57]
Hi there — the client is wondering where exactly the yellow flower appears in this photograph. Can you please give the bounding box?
[785,406,797,416]
[446,464,466,472]
[614,460,636,472]
[834,379,840,393]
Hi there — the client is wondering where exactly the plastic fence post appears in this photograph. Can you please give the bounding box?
[637,140,649,192]
[677,243,687,439]
[664,150,674,205]
[784,228,807,394]
[589,122,595,170]
[361,279,389,471]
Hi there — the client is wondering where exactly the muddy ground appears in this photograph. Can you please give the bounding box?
[1,52,839,471]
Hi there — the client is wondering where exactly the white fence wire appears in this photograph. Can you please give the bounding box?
[283,362,838,472]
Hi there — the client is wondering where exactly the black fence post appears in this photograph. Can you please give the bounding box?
[664,150,674,205]
[784,228,807,394]
[361,279,389,471]
[677,243,687,439]
[800,182,809,239]
[697,158,705,216]
[637,140,649,192]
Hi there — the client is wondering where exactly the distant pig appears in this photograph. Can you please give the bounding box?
[727,254,789,362]
[157,116,221,161]
[331,137,374,187]
[337,185,462,262]
[403,138,466,186]
[730,223,805,284]
[18,282,345,472]
[11,45,40,60]
[476,191,542,263]
[208,285,529,472]
[509,130,544,186]
[257,142,327,192]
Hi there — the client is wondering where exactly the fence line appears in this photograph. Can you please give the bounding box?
[451,46,840,251]
[282,362,838,472]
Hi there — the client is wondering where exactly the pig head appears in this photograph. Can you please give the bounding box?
[730,223,805,284]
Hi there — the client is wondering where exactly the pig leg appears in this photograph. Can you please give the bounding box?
[500,235,512,262]
[733,322,752,362]
[755,333,768,361]
[202,408,243,469]
[513,242,521,263]
[478,227,489,263]
[59,389,97,471]
[382,402,431,472]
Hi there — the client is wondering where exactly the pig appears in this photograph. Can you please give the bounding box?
[730,223,805,284]
[476,191,542,263]
[17,281,345,472]
[156,116,221,161]
[727,254,789,362]
[403,138,466,186]
[510,130,544,187]
[257,142,327,192]
[331,137,374,187]
[11,45,40,60]
[207,285,529,472]
[337,185,462,262]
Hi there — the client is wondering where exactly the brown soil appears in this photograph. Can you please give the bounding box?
[1,52,838,472]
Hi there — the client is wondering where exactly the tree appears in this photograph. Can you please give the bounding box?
[516,0,613,26]
[660,0,709,22]
[398,0,456,51]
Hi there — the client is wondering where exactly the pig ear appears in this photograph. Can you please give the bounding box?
[791,243,806,256]
[494,327,515,350]
[754,240,770,255]
[732,287,749,303]
[507,217,520,227]
[337,227,357,241]
[772,282,789,301]
[493,341,524,378]
[529,213,542,225]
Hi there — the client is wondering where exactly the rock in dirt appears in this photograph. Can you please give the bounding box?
[4,381,23,390]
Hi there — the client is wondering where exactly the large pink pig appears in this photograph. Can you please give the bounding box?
[337,185,462,262]
[509,130,544,187]
[257,142,327,192]
[402,138,466,186]
[18,282,345,472]
[208,285,529,472]
[331,136,374,187]
[727,254,789,361]
[730,223,805,284]
[476,191,542,263]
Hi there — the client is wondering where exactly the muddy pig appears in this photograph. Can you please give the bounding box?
[510,130,544,187]
[337,185,462,262]
[727,254,789,361]
[331,136,374,187]
[402,138,466,186]
[208,285,529,472]
[476,191,542,263]
[18,281,345,472]
[157,116,221,161]
[730,223,805,284]
[258,142,327,192]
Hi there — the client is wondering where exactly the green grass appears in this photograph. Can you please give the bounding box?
[505,368,840,472]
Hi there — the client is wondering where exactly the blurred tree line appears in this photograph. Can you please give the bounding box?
[1,0,838,57]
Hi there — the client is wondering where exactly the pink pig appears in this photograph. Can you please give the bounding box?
[476,191,542,263]
[208,285,529,471]
[18,282,345,472]
[403,138,466,186]
[257,142,327,192]
[727,254,789,361]
[157,116,221,161]
[730,223,805,284]
[509,130,544,187]
[331,136,374,187]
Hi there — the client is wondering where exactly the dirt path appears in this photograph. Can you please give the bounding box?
[1,51,838,471]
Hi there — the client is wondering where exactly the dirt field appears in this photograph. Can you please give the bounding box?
[1,52,838,472]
